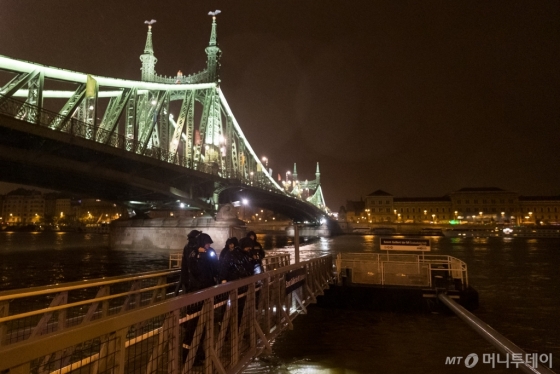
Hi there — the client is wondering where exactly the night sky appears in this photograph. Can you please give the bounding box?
[1,1,559,210]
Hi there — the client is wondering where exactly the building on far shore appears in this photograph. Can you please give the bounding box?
[1,189,127,228]
[1,188,45,225]
[339,187,560,225]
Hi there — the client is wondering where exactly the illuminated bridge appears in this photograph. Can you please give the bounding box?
[0,14,328,223]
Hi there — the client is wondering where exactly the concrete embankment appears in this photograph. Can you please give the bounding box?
[110,209,246,251]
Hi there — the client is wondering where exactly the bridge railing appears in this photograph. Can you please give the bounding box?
[0,255,334,374]
[0,95,286,195]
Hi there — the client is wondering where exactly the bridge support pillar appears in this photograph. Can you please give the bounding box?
[110,204,245,251]
[285,223,331,237]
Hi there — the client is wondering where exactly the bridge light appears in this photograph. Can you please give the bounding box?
[180,203,185,208]
[242,199,248,205]
[151,100,156,105]
[89,105,94,110]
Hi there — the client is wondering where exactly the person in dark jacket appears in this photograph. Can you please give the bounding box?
[218,237,251,283]
[238,237,257,277]
[236,237,258,327]
[246,231,265,260]
[182,232,218,366]
[176,230,201,295]
[219,237,239,261]
[186,233,219,291]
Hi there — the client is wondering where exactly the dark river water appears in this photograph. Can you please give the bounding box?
[1,232,559,373]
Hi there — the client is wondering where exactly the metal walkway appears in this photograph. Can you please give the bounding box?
[0,254,334,374]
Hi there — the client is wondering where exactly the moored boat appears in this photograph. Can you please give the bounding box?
[503,226,560,238]
[443,226,560,238]
[443,227,501,238]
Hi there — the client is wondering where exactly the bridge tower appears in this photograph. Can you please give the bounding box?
[197,13,225,177]
[306,162,326,210]
[140,24,157,81]
[205,14,222,83]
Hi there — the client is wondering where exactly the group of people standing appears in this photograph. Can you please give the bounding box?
[179,230,265,365]
[179,230,265,295]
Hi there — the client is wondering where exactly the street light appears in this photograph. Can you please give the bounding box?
[262,156,268,168]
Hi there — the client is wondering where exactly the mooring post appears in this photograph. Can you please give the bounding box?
[294,224,300,263]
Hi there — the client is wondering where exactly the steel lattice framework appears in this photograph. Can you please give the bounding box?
[0,15,328,217]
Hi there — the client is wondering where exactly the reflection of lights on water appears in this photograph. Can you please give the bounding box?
[320,237,330,251]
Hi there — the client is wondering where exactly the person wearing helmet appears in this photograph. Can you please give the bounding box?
[238,237,257,276]
[186,233,219,291]
[176,230,201,295]
[218,237,251,283]
[219,236,239,261]
[234,236,259,328]
[182,232,218,366]
[246,231,265,260]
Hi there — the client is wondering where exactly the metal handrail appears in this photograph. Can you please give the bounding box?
[0,255,334,374]
[0,269,178,302]
[169,252,292,271]
[336,253,469,288]
[439,293,555,374]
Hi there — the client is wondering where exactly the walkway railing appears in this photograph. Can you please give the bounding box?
[169,252,292,272]
[0,255,333,374]
[336,253,468,289]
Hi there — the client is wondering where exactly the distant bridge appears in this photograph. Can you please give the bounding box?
[0,15,328,223]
